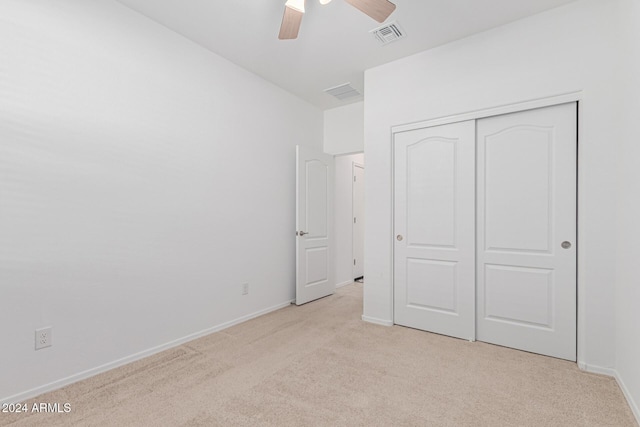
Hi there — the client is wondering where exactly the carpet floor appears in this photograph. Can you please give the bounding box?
[2,283,637,426]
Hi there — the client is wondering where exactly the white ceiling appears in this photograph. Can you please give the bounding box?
[115,0,578,110]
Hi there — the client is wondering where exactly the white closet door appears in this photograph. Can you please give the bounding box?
[476,103,577,361]
[394,121,476,341]
[352,163,365,279]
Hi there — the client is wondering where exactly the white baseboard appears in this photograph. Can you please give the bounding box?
[577,362,639,425]
[1,299,294,405]
[335,280,353,289]
[577,361,616,377]
[362,315,393,327]
[615,371,640,425]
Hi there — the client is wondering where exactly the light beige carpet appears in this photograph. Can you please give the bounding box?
[2,283,637,427]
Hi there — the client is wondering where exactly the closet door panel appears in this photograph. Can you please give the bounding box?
[393,121,475,341]
[476,103,577,361]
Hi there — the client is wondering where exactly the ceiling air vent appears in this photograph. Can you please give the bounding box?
[324,83,361,101]
[370,21,405,45]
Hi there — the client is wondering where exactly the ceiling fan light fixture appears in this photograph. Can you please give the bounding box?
[285,0,305,13]
[279,0,396,40]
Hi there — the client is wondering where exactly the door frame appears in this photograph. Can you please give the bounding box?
[390,91,585,364]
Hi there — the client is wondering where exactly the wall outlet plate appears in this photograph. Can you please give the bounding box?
[242,283,249,295]
[35,327,52,350]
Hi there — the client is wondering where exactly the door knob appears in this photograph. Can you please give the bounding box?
[298,231,309,236]
[561,241,572,249]
[397,235,403,241]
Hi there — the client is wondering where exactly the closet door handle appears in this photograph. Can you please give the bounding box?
[397,235,404,241]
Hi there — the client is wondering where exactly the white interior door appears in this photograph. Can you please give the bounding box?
[393,121,476,341]
[352,163,364,279]
[476,103,577,361]
[296,145,334,305]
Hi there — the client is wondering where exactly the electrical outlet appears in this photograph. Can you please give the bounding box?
[35,327,52,350]
[242,283,249,296]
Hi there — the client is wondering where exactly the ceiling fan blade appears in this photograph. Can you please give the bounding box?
[278,6,304,39]
[344,0,396,23]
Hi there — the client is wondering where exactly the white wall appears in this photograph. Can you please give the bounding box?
[0,0,322,402]
[615,0,640,420]
[324,102,364,155]
[364,0,626,371]
[333,153,364,287]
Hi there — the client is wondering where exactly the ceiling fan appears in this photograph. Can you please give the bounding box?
[278,0,397,40]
